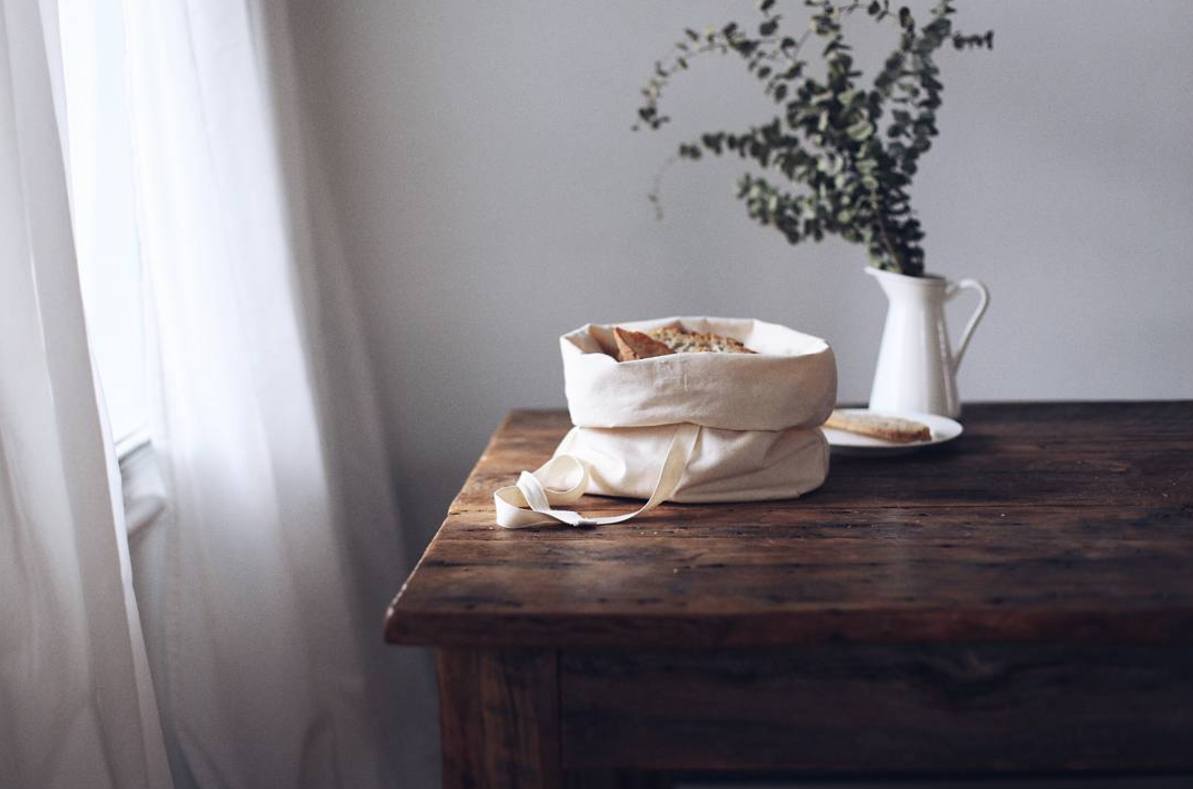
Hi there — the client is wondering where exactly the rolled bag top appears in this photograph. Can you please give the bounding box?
[560,316,838,432]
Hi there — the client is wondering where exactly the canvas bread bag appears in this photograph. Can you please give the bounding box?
[495,317,837,528]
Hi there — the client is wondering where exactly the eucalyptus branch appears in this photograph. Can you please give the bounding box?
[634,0,992,276]
[634,31,810,132]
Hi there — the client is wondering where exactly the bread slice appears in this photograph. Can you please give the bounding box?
[614,327,676,361]
[648,326,755,355]
[825,410,932,443]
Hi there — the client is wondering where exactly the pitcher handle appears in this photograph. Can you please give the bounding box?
[946,278,990,374]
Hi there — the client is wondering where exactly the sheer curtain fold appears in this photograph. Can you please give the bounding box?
[251,3,440,781]
[124,0,422,787]
[0,1,170,787]
[3,0,424,786]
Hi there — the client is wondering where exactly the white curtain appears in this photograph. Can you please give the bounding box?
[0,0,171,787]
[2,0,431,786]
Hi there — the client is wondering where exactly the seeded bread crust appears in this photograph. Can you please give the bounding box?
[647,326,755,355]
[825,410,932,443]
[614,327,676,361]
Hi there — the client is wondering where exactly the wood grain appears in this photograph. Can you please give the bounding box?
[561,645,1193,772]
[388,402,1193,648]
[563,769,673,788]
[437,648,561,789]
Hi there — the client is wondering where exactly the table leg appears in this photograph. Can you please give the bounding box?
[437,647,562,789]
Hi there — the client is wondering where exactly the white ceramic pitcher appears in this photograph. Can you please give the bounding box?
[866,267,990,419]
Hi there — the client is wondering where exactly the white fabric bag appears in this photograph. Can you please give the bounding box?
[496,317,837,528]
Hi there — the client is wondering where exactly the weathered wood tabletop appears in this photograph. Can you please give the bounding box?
[387,401,1193,649]
[386,402,1193,787]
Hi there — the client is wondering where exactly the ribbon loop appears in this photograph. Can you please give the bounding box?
[494,423,700,528]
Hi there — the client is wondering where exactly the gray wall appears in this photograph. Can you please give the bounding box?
[290,0,1193,563]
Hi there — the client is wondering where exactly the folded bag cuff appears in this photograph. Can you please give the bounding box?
[561,317,837,431]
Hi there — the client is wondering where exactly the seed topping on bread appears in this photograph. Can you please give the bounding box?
[646,326,755,355]
[611,323,756,361]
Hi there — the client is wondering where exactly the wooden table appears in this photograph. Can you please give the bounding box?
[385,402,1193,788]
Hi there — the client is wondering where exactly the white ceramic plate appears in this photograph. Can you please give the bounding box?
[823,408,963,456]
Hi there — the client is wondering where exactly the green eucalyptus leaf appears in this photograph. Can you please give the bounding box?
[847,120,875,140]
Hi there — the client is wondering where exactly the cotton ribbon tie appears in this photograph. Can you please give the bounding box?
[494,423,700,528]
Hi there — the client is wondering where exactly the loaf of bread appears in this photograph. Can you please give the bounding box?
[612,323,756,361]
[824,410,932,443]
[647,325,755,355]
[614,327,676,361]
